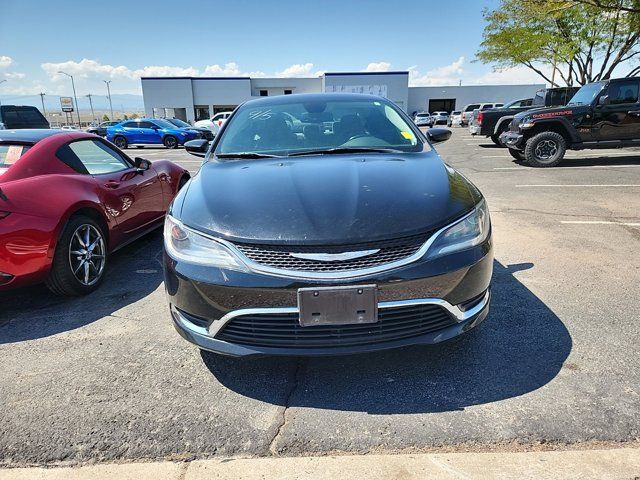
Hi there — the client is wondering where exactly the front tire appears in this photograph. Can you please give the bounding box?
[524,131,567,167]
[113,136,128,149]
[45,216,108,296]
[163,135,178,149]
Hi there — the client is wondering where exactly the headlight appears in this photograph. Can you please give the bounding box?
[519,117,535,129]
[426,201,491,259]
[164,215,248,271]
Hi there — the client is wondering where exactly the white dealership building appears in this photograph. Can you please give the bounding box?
[141,71,545,123]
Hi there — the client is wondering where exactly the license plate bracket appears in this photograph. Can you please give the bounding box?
[297,285,378,327]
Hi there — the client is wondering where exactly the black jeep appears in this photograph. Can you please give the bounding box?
[500,77,640,167]
[478,87,578,145]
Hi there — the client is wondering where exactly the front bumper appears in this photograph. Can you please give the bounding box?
[164,239,493,357]
[499,131,525,150]
[468,124,481,135]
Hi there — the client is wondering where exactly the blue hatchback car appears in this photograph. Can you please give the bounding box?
[106,118,202,149]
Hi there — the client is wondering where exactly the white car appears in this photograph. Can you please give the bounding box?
[413,112,432,127]
[194,111,233,134]
[448,111,462,127]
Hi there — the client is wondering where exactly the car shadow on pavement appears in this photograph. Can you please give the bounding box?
[201,260,572,414]
[0,231,164,343]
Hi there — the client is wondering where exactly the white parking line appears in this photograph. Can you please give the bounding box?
[561,220,640,226]
[495,164,640,170]
[516,184,640,187]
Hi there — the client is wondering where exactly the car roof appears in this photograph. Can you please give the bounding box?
[0,129,65,143]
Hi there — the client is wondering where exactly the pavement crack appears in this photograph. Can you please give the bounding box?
[177,462,189,480]
[268,359,306,456]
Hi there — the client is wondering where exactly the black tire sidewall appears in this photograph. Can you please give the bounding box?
[525,132,566,167]
[45,216,108,296]
[114,136,128,149]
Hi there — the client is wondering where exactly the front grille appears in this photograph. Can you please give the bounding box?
[216,304,455,348]
[232,233,431,273]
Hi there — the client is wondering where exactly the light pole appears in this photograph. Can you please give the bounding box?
[86,94,95,123]
[39,92,47,116]
[103,80,114,121]
[58,71,81,126]
[0,79,6,107]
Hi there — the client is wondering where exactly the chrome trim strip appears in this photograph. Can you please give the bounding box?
[289,249,380,262]
[177,207,479,280]
[206,290,490,337]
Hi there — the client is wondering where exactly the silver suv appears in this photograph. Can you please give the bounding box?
[460,102,503,126]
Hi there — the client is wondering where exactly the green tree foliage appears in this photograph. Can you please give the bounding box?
[102,114,110,122]
[477,0,640,85]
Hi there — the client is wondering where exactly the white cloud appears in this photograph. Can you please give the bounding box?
[363,62,391,72]
[473,66,550,85]
[203,62,266,78]
[41,58,199,81]
[408,56,465,86]
[0,56,12,69]
[3,72,25,79]
[277,63,315,77]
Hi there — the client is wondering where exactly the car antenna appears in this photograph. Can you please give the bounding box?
[0,187,7,201]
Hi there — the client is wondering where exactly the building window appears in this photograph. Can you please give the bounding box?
[284,89,292,95]
[260,90,268,96]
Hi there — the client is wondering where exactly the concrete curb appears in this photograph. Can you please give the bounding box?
[2,448,639,480]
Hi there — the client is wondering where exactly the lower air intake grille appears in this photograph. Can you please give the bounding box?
[216,304,455,349]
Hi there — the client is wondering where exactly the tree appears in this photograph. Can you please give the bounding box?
[102,114,110,122]
[477,0,640,86]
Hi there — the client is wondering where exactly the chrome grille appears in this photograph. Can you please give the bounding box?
[232,234,430,273]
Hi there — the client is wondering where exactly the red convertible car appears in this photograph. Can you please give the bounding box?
[0,130,189,295]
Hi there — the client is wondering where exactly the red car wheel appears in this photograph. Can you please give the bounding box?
[45,215,108,296]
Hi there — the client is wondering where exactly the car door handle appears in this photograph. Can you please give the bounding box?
[628,110,640,116]
[104,180,120,189]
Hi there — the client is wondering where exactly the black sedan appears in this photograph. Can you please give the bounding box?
[164,93,493,357]
[86,120,119,137]
[165,118,215,141]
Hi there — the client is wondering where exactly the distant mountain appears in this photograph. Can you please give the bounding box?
[0,93,145,112]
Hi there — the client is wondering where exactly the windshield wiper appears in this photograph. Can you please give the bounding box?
[216,152,280,159]
[288,147,402,157]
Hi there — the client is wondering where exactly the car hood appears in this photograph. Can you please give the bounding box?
[513,104,587,121]
[178,152,480,245]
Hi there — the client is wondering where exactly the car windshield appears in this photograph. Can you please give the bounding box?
[168,118,191,128]
[416,113,429,117]
[568,82,605,105]
[216,97,424,157]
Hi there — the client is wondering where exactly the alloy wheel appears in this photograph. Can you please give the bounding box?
[68,224,106,286]
[534,140,558,160]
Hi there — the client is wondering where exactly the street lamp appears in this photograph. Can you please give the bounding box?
[85,94,95,123]
[103,80,114,121]
[0,79,6,107]
[58,71,81,126]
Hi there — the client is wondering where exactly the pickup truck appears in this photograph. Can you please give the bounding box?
[500,77,640,167]
[473,87,579,145]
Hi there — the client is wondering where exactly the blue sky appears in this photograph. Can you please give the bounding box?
[1,0,547,103]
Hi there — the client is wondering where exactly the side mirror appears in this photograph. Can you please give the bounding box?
[598,95,610,106]
[427,128,452,144]
[185,139,210,158]
[134,157,151,172]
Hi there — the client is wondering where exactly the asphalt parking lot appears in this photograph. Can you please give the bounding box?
[1,130,639,466]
